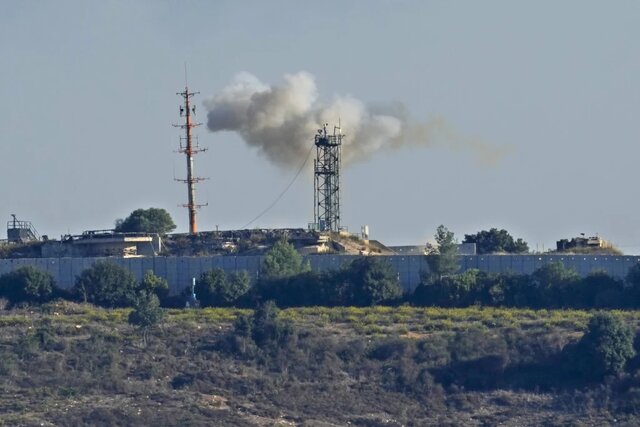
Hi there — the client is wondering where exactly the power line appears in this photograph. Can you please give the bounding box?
[241,143,315,229]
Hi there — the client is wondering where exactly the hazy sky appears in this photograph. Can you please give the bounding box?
[1,1,639,253]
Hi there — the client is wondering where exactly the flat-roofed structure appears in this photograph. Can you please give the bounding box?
[41,230,161,258]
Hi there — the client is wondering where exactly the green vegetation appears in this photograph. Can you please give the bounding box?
[463,227,529,254]
[128,292,164,329]
[114,207,176,234]
[1,304,640,425]
[139,270,170,301]
[426,224,460,278]
[195,268,251,307]
[566,312,635,380]
[128,292,165,345]
[343,256,402,305]
[0,265,58,306]
[5,250,640,313]
[253,254,402,308]
[260,238,310,280]
[74,260,139,308]
[412,262,640,310]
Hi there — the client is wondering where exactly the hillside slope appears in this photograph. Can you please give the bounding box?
[1,304,640,426]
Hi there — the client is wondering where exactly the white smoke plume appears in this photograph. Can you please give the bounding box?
[204,71,509,168]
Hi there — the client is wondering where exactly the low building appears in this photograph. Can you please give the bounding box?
[389,243,477,256]
[556,235,613,252]
[41,230,161,257]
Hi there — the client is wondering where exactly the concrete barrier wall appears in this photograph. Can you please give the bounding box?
[1,254,639,294]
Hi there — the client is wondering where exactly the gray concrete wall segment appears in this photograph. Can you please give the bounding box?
[623,258,637,278]
[141,258,155,278]
[165,258,179,293]
[458,256,469,271]
[37,258,54,284]
[131,258,145,281]
[60,258,74,287]
[223,256,236,270]
[612,257,625,278]
[236,256,248,271]
[212,257,224,269]
[508,255,520,272]
[407,256,422,291]
[186,257,200,282]
[152,257,166,283]
[198,257,208,276]
[177,258,190,290]
[3,254,640,295]
[577,257,590,276]
[0,259,11,277]
[487,256,500,273]
[202,256,215,273]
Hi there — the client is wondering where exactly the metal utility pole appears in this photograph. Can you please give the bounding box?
[174,78,207,235]
[313,123,343,232]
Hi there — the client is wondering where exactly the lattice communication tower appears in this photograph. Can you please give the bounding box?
[174,83,207,235]
[313,123,343,232]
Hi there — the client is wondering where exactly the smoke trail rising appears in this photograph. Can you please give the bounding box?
[204,71,509,168]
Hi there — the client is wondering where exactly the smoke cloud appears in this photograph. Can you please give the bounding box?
[205,72,508,168]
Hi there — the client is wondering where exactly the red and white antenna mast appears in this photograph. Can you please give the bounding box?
[173,66,207,235]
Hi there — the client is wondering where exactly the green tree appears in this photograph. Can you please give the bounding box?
[0,266,56,305]
[463,228,529,254]
[341,257,402,306]
[413,269,480,307]
[580,271,624,309]
[139,270,169,301]
[195,268,251,307]
[114,207,176,234]
[74,261,138,308]
[426,225,459,279]
[260,239,310,281]
[568,312,635,380]
[250,300,295,350]
[128,292,164,345]
[528,262,580,308]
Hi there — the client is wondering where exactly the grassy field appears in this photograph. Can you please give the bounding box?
[12,302,640,336]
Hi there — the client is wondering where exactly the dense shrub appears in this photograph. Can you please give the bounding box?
[74,261,138,308]
[0,266,57,305]
[128,292,165,329]
[195,268,251,307]
[340,257,403,306]
[413,269,482,307]
[139,270,170,301]
[254,256,401,308]
[227,301,297,356]
[260,238,310,281]
[580,271,624,309]
[250,300,295,350]
[253,271,325,307]
[412,262,636,310]
[564,312,635,381]
[526,262,581,308]
[129,292,164,345]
